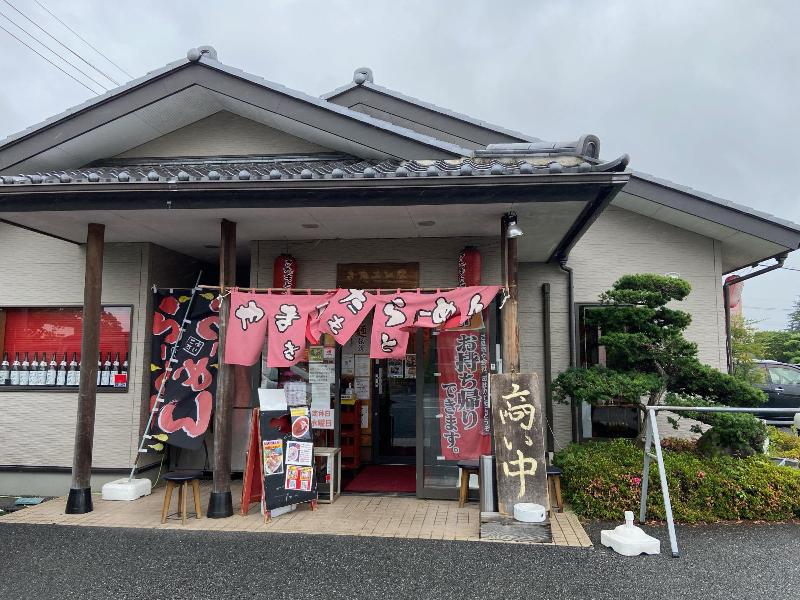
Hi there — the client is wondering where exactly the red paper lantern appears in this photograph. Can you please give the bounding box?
[273,254,297,289]
[458,246,481,286]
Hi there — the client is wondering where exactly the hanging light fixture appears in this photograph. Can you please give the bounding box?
[505,212,524,239]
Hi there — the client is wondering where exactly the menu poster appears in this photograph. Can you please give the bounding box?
[323,347,336,361]
[309,346,324,363]
[388,359,404,379]
[285,465,314,492]
[342,354,355,376]
[290,406,312,440]
[263,439,284,476]
[259,409,317,511]
[405,354,417,379]
[286,440,313,466]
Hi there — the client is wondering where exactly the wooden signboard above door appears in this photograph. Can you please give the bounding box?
[336,263,420,290]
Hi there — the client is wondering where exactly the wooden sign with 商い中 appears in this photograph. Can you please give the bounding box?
[490,372,548,516]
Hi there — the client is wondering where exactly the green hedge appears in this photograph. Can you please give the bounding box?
[769,426,800,460]
[553,439,800,522]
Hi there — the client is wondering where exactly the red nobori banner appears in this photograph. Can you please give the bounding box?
[437,330,491,460]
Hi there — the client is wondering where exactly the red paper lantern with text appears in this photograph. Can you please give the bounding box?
[273,254,297,289]
[458,246,481,287]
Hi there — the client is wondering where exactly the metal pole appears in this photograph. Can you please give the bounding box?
[639,410,653,523]
[649,409,679,557]
[66,223,105,514]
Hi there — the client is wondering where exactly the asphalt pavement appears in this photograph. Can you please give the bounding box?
[1,519,798,600]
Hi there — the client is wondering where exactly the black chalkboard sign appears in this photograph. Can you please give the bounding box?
[259,408,317,511]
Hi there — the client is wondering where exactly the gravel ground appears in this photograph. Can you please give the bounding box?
[0,520,798,600]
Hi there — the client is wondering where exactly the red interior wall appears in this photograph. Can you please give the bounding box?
[1,306,131,363]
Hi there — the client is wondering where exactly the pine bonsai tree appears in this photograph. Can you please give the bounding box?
[553,274,767,455]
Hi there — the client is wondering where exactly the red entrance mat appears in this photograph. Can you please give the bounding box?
[343,465,416,494]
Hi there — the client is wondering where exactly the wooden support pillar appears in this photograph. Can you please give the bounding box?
[501,216,521,374]
[208,219,236,518]
[66,223,105,514]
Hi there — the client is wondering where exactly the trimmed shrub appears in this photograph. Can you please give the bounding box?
[554,439,800,522]
[768,427,800,460]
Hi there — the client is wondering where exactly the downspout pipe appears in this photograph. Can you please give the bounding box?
[541,283,555,453]
[558,254,579,442]
[723,253,788,373]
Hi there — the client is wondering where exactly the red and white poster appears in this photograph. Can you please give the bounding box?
[437,330,492,460]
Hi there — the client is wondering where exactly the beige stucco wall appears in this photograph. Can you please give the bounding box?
[0,223,202,474]
[251,237,501,289]
[570,206,726,370]
[0,223,148,470]
[115,111,333,158]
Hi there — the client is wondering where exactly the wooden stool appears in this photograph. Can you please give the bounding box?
[457,460,480,508]
[547,465,564,513]
[161,470,203,525]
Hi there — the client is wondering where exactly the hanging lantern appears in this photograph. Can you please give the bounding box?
[273,254,297,289]
[458,246,481,286]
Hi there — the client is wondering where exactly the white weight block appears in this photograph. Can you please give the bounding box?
[101,478,152,501]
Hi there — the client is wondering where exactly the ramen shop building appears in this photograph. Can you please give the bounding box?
[0,46,797,509]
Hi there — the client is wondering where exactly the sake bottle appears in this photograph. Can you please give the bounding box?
[110,352,120,387]
[31,352,40,385]
[46,352,58,386]
[0,352,9,385]
[38,352,48,385]
[66,353,79,386]
[96,353,102,386]
[100,352,112,386]
[56,352,68,386]
[10,352,21,386]
[20,352,30,386]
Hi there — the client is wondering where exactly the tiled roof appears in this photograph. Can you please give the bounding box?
[322,70,539,143]
[0,153,630,186]
[0,48,473,161]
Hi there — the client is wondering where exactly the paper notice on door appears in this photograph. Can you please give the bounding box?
[258,388,287,411]
[342,354,355,376]
[308,363,329,384]
[354,354,370,377]
[311,383,330,410]
[360,404,369,429]
[354,376,370,400]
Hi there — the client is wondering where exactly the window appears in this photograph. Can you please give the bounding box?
[766,365,800,385]
[0,306,132,391]
[577,303,640,439]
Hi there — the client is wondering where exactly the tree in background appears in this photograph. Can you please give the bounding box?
[729,315,765,384]
[754,330,800,364]
[787,297,800,332]
[553,274,767,456]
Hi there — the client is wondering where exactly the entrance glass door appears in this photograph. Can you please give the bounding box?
[373,358,417,462]
[416,312,495,500]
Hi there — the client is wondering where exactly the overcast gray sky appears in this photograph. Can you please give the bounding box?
[1,0,798,328]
